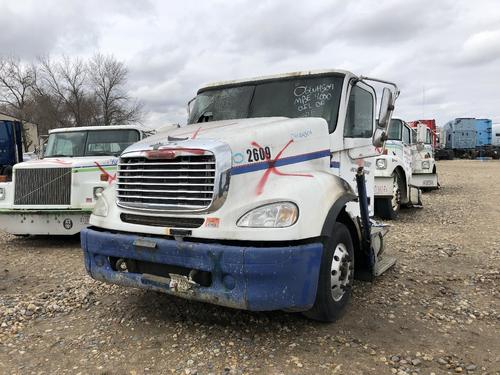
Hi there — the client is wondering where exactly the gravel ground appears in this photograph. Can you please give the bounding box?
[0,160,499,375]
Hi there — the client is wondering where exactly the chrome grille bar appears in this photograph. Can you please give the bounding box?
[14,168,72,206]
[116,151,217,212]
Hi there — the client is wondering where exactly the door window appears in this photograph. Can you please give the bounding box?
[402,125,411,144]
[344,86,373,138]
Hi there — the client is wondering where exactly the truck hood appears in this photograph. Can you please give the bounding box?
[122,117,331,161]
[13,155,118,170]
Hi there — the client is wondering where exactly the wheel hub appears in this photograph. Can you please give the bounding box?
[391,175,401,210]
[330,243,353,301]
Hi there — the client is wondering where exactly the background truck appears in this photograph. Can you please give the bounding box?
[0,114,41,181]
[0,120,23,181]
[374,118,421,219]
[410,121,439,190]
[441,117,498,159]
[493,124,500,147]
[0,124,153,235]
[81,69,399,322]
[408,119,437,148]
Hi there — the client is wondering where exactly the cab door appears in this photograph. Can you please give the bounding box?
[336,81,377,215]
[402,124,413,185]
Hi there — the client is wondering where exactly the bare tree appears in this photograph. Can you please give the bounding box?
[38,56,91,127]
[88,53,143,125]
[0,57,38,149]
[0,54,144,139]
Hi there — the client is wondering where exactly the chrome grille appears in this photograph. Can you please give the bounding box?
[14,168,72,205]
[117,153,216,211]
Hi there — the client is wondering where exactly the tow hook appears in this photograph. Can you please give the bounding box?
[115,258,128,272]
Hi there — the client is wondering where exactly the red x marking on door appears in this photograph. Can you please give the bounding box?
[251,139,313,195]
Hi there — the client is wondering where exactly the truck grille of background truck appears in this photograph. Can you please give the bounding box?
[14,168,72,205]
[116,153,216,212]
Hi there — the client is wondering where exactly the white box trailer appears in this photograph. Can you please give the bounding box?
[81,70,400,322]
[0,124,155,235]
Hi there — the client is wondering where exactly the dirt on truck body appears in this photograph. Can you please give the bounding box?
[0,160,499,374]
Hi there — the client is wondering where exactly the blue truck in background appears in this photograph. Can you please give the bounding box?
[0,120,24,180]
[441,118,498,159]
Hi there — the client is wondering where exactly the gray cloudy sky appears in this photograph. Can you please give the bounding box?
[2,0,500,127]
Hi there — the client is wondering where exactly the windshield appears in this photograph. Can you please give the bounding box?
[387,119,402,140]
[44,129,140,158]
[188,75,344,132]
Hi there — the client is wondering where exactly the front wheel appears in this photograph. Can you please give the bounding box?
[375,172,401,220]
[303,222,354,322]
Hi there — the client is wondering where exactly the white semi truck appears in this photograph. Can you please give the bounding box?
[81,70,399,321]
[411,122,439,190]
[0,125,153,235]
[374,119,421,219]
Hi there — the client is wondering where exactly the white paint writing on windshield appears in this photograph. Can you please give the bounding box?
[293,83,335,115]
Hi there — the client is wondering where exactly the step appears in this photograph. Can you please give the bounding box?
[370,224,389,237]
[374,255,397,276]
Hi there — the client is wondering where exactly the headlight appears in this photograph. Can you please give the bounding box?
[92,195,108,217]
[237,202,298,228]
[422,161,430,169]
[93,186,105,198]
[0,187,5,200]
[376,158,387,169]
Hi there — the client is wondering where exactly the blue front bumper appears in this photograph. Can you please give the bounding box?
[81,227,323,311]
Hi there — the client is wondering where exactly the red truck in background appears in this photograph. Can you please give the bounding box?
[407,119,438,148]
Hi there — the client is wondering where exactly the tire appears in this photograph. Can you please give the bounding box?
[375,172,401,220]
[303,222,354,322]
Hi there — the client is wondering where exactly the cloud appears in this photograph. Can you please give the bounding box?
[0,0,154,59]
[459,29,500,65]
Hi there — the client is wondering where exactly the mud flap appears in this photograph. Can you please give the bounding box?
[371,222,396,277]
[408,185,423,207]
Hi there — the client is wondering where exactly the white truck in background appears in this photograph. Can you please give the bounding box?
[374,118,421,219]
[82,70,400,322]
[0,125,154,235]
[411,122,439,190]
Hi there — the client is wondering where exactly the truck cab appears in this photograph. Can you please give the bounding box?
[374,118,421,219]
[81,70,399,321]
[0,120,23,181]
[0,124,154,235]
[410,122,439,190]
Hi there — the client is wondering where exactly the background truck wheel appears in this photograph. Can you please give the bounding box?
[375,172,401,220]
[303,222,354,322]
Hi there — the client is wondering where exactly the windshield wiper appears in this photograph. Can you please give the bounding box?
[45,154,73,158]
[86,152,114,156]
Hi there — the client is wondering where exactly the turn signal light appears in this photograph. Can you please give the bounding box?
[0,175,7,182]
[100,173,109,182]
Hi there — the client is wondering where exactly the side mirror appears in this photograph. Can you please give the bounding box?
[187,97,196,117]
[372,128,387,148]
[416,124,427,144]
[373,88,395,148]
[378,88,394,130]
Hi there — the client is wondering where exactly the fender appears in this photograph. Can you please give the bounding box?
[320,192,357,238]
[320,191,375,281]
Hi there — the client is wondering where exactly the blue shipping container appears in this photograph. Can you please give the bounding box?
[443,118,476,150]
[475,119,492,147]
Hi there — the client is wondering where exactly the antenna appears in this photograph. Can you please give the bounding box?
[422,86,425,119]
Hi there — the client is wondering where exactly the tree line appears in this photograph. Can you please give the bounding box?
[0,54,143,150]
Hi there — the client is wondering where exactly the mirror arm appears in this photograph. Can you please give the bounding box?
[358,76,400,98]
